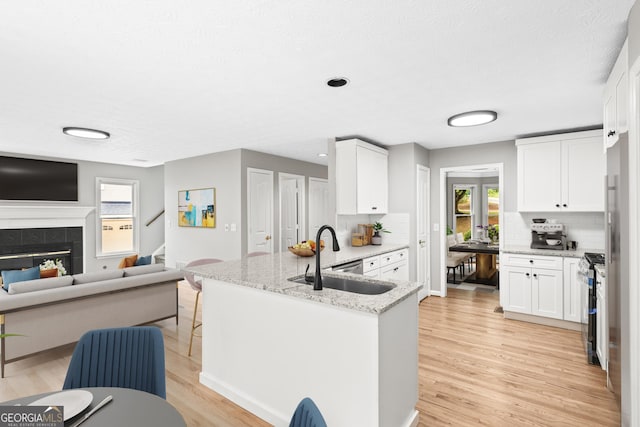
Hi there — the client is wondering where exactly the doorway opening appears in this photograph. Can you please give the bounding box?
[439,163,504,297]
[279,173,305,251]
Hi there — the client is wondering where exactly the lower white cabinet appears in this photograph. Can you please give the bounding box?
[596,272,607,371]
[563,258,581,322]
[501,253,563,320]
[362,249,409,281]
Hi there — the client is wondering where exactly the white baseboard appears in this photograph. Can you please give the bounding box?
[504,311,581,331]
[430,290,443,297]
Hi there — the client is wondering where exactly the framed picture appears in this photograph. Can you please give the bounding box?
[178,188,216,228]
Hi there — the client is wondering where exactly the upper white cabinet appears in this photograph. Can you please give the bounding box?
[603,38,628,149]
[336,139,388,215]
[516,130,605,212]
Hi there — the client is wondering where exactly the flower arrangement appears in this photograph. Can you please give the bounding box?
[39,259,67,276]
[372,221,391,234]
[476,224,499,242]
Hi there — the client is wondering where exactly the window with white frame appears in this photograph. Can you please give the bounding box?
[453,185,475,240]
[96,178,139,256]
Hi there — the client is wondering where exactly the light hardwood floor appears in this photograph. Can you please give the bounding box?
[0,283,620,426]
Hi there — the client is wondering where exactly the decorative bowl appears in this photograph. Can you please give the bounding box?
[546,239,562,246]
[288,246,324,257]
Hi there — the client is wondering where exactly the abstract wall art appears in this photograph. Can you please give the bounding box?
[178,188,216,228]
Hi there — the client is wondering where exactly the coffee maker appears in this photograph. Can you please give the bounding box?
[530,222,565,250]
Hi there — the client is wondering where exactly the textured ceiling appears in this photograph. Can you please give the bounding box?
[0,1,634,167]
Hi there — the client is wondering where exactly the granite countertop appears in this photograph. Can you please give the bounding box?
[183,244,420,315]
[501,245,604,258]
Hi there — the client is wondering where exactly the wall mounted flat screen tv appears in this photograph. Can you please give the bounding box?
[0,156,78,201]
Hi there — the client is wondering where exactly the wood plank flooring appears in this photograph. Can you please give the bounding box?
[0,283,619,426]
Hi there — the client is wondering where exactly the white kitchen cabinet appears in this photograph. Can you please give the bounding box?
[363,249,409,281]
[336,139,388,215]
[563,257,581,323]
[603,38,628,149]
[516,130,604,212]
[501,253,563,320]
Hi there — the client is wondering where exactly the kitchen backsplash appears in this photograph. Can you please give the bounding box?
[503,211,605,250]
[336,213,410,247]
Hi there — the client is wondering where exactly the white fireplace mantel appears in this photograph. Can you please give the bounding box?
[0,205,95,229]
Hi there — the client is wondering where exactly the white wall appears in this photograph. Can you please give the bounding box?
[0,152,165,273]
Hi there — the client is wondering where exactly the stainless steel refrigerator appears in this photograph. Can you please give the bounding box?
[605,133,628,408]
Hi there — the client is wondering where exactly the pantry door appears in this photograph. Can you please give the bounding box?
[247,168,274,254]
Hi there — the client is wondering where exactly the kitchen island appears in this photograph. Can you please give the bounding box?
[184,244,421,427]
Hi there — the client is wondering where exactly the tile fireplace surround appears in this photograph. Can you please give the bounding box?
[0,206,94,275]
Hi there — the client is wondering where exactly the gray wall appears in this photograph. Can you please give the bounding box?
[428,140,517,294]
[388,143,429,281]
[240,149,328,254]
[164,149,327,268]
[0,152,165,273]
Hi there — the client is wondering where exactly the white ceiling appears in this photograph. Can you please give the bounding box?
[0,1,634,167]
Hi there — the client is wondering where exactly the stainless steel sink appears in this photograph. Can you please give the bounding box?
[289,276,395,295]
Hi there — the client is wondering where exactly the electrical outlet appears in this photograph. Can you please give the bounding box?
[225,224,230,231]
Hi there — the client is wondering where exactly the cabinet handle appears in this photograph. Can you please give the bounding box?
[394,267,399,272]
[371,207,377,210]
[555,204,560,208]
[529,260,534,264]
[370,262,375,266]
[563,204,567,208]
[400,253,404,257]
[526,273,530,277]
[533,273,538,278]
[386,257,391,261]
[608,130,616,137]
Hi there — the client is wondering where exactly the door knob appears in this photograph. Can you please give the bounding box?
[419,240,425,244]
[265,235,271,241]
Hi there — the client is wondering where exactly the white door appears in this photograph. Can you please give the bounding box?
[417,165,430,300]
[279,174,304,250]
[563,258,581,322]
[248,168,273,254]
[308,177,329,240]
[501,266,532,314]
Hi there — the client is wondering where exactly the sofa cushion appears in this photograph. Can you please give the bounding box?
[2,267,41,291]
[73,270,124,285]
[134,255,152,266]
[117,254,138,269]
[8,276,74,295]
[123,263,165,277]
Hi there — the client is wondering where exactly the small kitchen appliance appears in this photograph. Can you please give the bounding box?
[530,222,565,250]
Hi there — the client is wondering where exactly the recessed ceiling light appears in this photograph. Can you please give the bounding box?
[318,153,328,157]
[447,110,498,127]
[327,77,349,87]
[62,127,110,139]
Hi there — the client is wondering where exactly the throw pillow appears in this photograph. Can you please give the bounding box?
[1,266,41,292]
[117,254,138,269]
[40,268,59,278]
[134,255,152,266]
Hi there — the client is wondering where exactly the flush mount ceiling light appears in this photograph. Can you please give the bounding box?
[327,77,349,87]
[62,127,110,139]
[447,110,498,127]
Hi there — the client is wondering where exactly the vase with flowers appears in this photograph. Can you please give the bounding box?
[39,259,67,277]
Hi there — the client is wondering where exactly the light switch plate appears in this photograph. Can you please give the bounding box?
[433,223,440,232]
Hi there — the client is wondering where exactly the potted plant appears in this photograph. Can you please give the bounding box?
[371,222,390,245]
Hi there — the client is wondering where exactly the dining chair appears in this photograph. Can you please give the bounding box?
[63,326,166,399]
[289,397,327,427]
[184,258,223,356]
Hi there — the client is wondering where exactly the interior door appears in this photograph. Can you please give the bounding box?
[308,177,329,239]
[248,168,273,254]
[280,176,300,250]
[417,165,430,300]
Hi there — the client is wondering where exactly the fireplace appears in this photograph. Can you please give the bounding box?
[0,227,83,275]
[0,205,94,276]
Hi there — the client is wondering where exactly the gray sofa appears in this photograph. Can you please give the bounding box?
[0,263,184,377]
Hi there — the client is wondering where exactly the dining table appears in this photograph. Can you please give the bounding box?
[448,241,500,286]
[1,387,186,427]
